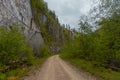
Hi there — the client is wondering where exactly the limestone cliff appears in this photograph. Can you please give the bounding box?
[0,0,44,53]
[0,0,74,54]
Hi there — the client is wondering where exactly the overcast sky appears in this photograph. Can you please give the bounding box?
[44,0,93,28]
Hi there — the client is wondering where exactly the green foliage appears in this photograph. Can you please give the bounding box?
[0,26,36,80]
[61,11,120,80]
[0,73,6,80]
[30,0,48,13]
[60,57,120,80]
[0,26,34,66]
[39,46,51,57]
[70,13,120,68]
[6,68,22,77]
[60,37,81,58]
[30,0,71,46]
[96,14,120,67]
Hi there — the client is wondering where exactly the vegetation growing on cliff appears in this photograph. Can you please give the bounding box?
[30,0,73,46]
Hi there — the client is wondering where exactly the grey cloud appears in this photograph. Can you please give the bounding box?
[44,0,93,28]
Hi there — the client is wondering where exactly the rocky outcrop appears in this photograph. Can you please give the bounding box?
[0,0,75,54]
[0,0,44,53]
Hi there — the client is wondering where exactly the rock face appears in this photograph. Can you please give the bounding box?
[0,0,44,53]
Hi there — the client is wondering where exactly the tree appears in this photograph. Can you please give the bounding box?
[79,15,93,33]
[0,26,34,66]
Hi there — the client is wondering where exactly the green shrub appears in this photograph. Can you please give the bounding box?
[6,68,22,77]
[61,14,120,69]
[0,26,34,66]
[0,73,6,80]
[39,46,51,58]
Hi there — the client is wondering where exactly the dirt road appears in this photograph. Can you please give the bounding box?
[24,55,96,80]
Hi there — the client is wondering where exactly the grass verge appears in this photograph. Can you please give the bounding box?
[0,56,50,80]
[60,55,120,80]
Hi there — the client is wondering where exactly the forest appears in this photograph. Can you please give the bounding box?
[61,0,120,79]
